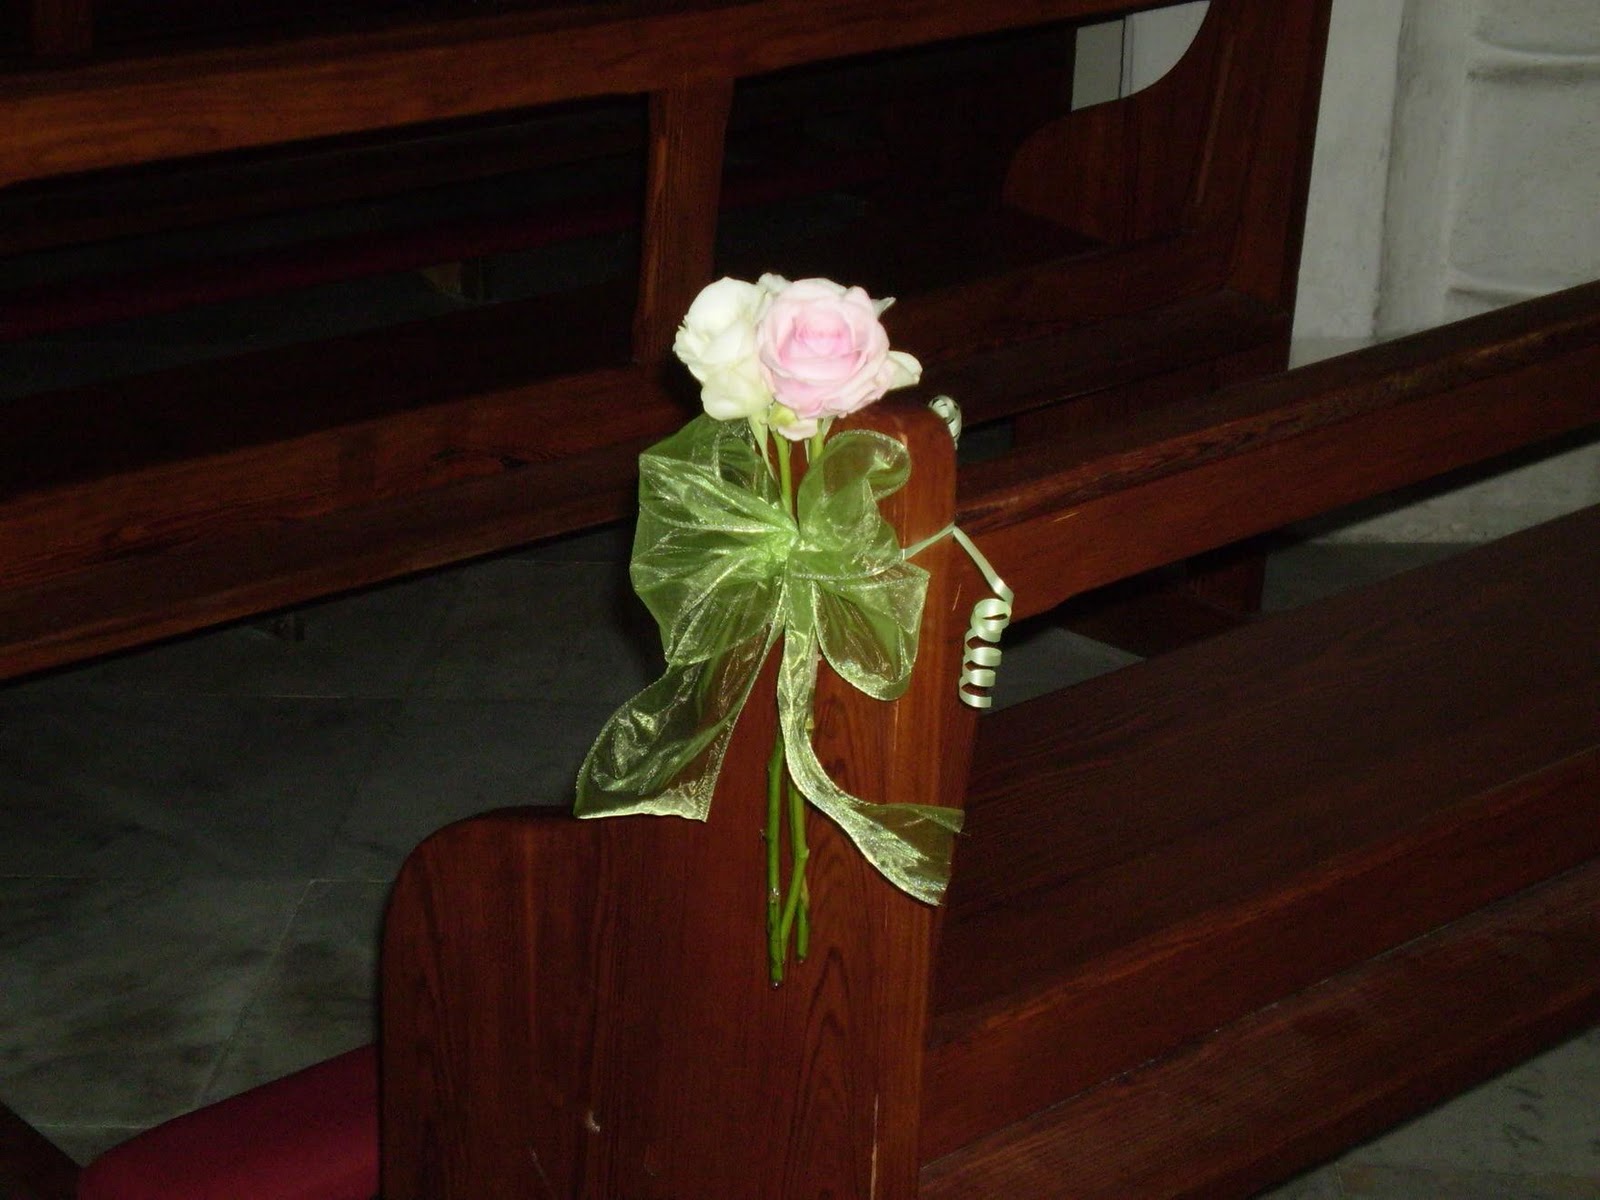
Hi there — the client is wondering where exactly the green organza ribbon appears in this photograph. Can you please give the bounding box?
[575,415,964,905]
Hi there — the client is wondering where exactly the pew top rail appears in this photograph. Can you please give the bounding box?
[0,0,1332,681]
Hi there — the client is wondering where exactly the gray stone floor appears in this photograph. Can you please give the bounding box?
[0,526,1594,1196]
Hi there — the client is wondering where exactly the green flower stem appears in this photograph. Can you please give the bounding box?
[785,774,810,961]
[763,435,808,983]
[776,436,794,512]
[766,729,785,986]
[750,417,777,482]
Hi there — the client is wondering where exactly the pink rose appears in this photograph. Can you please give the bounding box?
[757,279,921,439]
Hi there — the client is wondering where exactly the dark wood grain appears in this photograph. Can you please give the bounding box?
[923,506,1600,1156]
[922,861,1600,1200]
[1004,0,1329,310]
[0,100,645,259]
[12,7,1589,1199]
[960,280,1600,619]
[382,402,969,1198]
[632,81,733,363]
[0,426,653,680]
[1,0,1174,184]
[0,0,1331,683]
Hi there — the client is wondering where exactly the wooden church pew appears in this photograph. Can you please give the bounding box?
[2,8,1334,1192]
[377,279,1600,1198]
[11,3,1592,1196]
[0,0,1330,679]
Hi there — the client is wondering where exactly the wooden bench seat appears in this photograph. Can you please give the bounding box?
[926,504,1600,1160]
[922,862,1600,1199]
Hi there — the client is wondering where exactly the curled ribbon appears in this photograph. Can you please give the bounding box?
[575,416,964,905]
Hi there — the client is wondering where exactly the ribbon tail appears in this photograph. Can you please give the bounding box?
[777,624,963,905]
[576,626,777,822]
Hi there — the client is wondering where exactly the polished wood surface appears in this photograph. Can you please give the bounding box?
[382,402,968,1199]
[925,506,1600,1156]
[0,0,1171,183]
[2,0,1332,682]
[922,861,1600,1199]
[960,278,1600,618]
[16,5,1587,1196]
[632,81,733,363]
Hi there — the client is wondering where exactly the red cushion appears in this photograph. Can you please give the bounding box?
[78,1044,378,1200]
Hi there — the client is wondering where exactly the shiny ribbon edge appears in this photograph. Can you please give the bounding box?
[576,421,966,905]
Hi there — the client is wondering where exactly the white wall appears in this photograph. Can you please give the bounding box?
[1077,0,1600,542]
[1292,0,1405,361]
[1319,0,1600,541]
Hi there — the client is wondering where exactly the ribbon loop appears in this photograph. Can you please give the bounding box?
[577,416,964,903]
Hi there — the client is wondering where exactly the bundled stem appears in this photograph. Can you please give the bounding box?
[780,775,809,959]
[765,731,785,984]
[769,436,799,985]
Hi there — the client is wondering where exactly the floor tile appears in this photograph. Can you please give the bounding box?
[1263,540,1474,610]
[507,520,636,565]
[202,881,387,1102]
[0,877,304,1126]
[319,699,598,880]
[408,559,653,701]
[0,693,395,878]
[1336,1162,1600,1199]
[988,616,1142,709]
[1343,1029,1600,1178]
[1255,1165,1346,1198]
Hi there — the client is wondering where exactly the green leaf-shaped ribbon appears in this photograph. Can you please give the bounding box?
[575,415,963,904]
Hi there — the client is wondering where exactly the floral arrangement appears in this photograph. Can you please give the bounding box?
[576,274,967,984]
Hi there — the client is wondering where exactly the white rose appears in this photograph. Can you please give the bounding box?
[673,278,774,421]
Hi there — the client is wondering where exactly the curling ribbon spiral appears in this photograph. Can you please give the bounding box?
[906,397,1014,709]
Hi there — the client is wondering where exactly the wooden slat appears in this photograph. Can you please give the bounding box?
[0,280,1285,680]
[921,861,1600,1199]
[632,80,734,362]
[922,288,1285,427]
[0,0,1168,184]
[0,100,645,258]
[958,280,1600,619]
[922,506,1600,1156]
[0,431,652,681]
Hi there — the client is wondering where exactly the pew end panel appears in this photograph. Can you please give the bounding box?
[381,402,977,1199]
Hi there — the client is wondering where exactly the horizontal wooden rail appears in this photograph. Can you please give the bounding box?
[0,275,1277,681]
[1,0,1161,184]
[958,279,1600,618]
[924,505,1600,1155]
[0,404,660,681]
[922,860,1600,1199]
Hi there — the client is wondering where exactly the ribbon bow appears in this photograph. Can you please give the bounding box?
[575,415,963,904]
